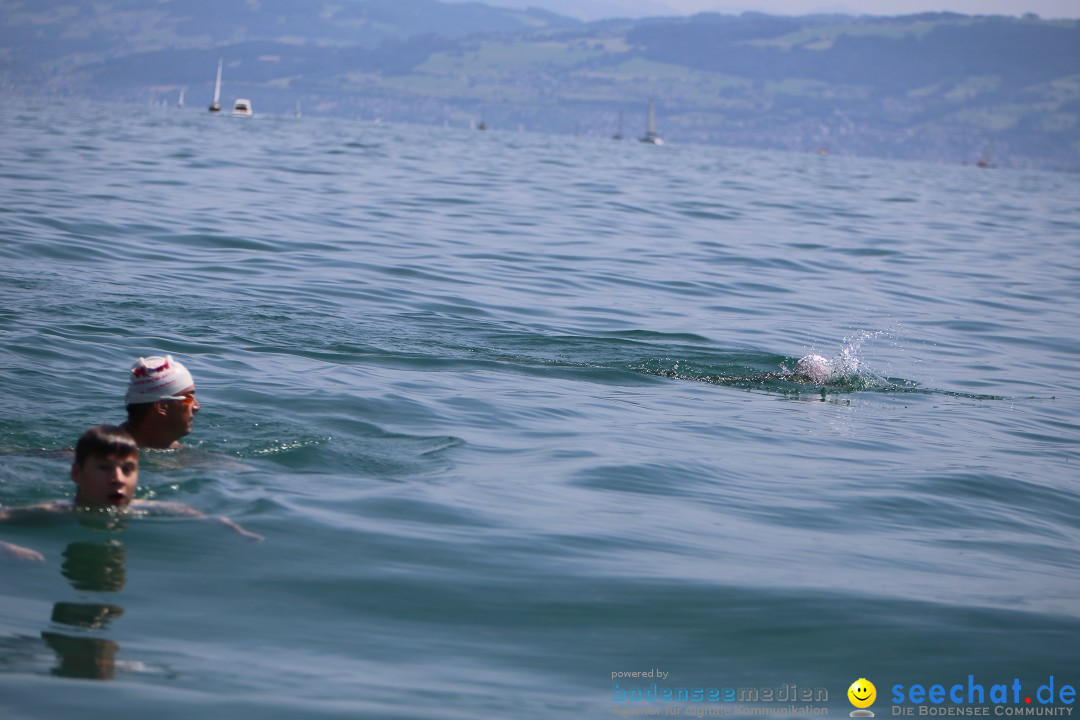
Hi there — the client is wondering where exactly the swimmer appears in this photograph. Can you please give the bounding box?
[0,425,261,562]
[639,353,838,386]
[121,355,200,450]
[793,354,834,384]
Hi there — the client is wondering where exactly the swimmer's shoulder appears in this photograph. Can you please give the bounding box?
[0,500,73,522]
[128,499,203,518]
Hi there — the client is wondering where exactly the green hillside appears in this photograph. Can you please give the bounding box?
[2,1,1078,169]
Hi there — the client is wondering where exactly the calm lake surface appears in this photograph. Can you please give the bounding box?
[1,100,1078,719]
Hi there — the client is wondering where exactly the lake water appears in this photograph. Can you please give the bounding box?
[1,100,1078,720]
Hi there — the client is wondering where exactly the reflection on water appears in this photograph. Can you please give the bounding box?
[41,631,120,680]
[43,539,127,680]
[59,540,126,592]
[50,601,124,629]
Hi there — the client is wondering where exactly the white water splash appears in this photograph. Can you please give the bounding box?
[835,329,895,383]
[838,331,882,374]
[788,330,894,385]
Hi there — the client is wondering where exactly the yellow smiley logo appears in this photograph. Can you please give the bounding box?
[848,678,877,709]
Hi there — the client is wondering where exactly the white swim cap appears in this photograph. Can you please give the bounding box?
[795,354,833,384]
[125,355,194,404]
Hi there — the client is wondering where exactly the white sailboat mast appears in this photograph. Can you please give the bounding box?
[213,59,222,106]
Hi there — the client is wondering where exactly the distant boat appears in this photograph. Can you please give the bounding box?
[476,120,487,131]
[208,59,222,113]
[613,110,624,140]
[639,101,663,145]
[232,98,253,117]
[177,87,186,109]
[976,141,996,168]
[294,99,302,119]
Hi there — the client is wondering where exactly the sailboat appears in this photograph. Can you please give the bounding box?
[294,99,302,119]
[177,87,186,109]
[639,101,663,145]
[208,59,222,113]
[612,110,624,140]
[976,141,996,168]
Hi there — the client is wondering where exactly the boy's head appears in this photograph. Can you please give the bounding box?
[71,425,139,507]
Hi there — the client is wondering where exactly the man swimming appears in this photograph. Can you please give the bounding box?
[120,355,200,449]
[638,353,839,388]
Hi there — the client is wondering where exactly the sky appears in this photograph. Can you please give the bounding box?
[448,0,1080,21]
[664,0,1080,16]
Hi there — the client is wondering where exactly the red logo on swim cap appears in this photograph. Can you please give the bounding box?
[132,358,171,378]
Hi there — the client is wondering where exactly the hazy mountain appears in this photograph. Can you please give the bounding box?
[2,0,1078,169]
[0,0,579,60]
[439,0,676,21]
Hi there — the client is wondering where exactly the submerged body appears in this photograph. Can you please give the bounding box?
[639,353,842,389]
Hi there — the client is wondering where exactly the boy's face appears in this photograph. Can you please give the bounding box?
[71,453,139,507]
